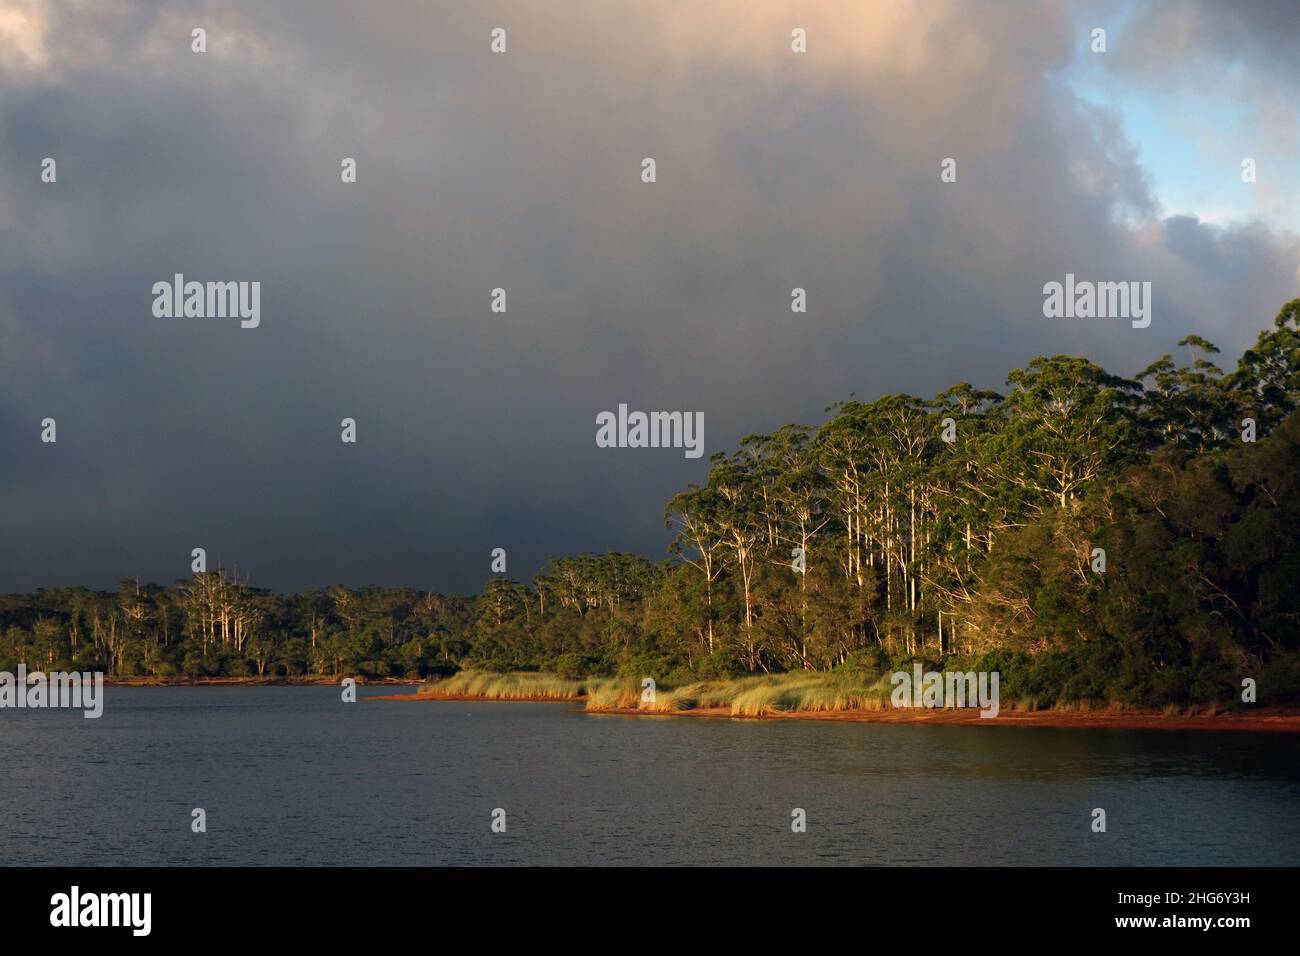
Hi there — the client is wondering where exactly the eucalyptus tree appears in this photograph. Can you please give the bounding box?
[1138,335,1235,452]
[768,423,833,658]
[708,452,767,667]
[815,400,873,587]
[979,355,1141,516]
[1230,298,1300,432]
[923,383,1004,652]
[666,476,734,655]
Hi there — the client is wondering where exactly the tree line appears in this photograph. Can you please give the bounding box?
[4,301,1299,705]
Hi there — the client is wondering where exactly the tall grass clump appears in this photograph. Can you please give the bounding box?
[583,677,642,710]
[581,672,898,716]
[728,673,893,716]
[584,678,741,712]
[419,670,584,700]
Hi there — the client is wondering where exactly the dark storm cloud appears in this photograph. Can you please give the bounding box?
[1,0,1297,592]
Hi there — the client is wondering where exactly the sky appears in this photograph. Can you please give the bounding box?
[1,0,1298,594]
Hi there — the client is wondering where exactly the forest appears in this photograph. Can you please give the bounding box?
[4,300,1299,708]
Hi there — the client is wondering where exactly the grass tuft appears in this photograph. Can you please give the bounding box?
[419,670,584,700]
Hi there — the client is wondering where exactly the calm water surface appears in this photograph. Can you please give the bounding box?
[2,686,1296,865]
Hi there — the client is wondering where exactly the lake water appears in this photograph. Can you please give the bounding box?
[2,686,1297,866]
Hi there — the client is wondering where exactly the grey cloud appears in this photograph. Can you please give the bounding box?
[1,0,1297,592]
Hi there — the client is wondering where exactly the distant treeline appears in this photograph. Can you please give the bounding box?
[4,301,1300,707]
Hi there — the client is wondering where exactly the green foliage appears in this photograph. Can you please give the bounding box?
[553,652,605,680]
[3,305,1299,709]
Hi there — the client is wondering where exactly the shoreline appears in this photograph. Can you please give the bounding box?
[104,676,422,687]
[369,691,587,703]
[370,692,1300,732]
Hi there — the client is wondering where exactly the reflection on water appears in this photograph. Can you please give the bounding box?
[1,687,1296,865]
